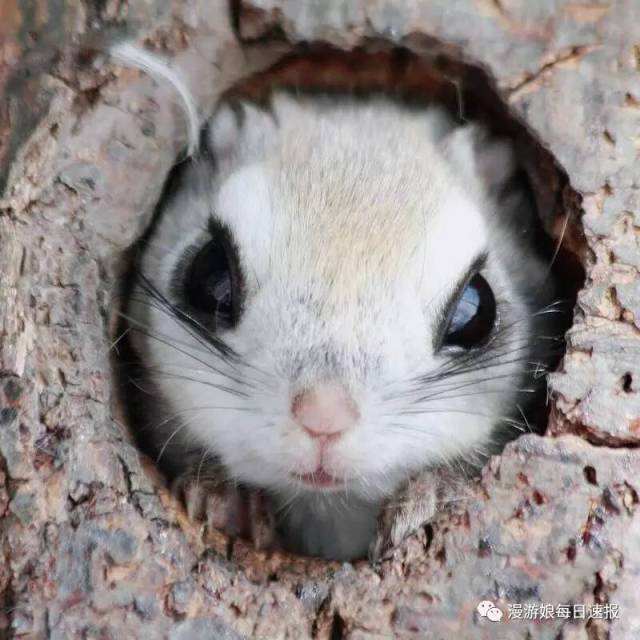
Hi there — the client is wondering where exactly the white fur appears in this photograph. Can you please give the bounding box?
[111,42,200,155]
[128,91,551,560]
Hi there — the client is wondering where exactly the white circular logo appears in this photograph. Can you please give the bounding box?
[477,600,503,622]
[487,607,503,622]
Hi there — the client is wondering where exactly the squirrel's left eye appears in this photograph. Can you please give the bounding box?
[183,223,242,329]
[442,274,496,349]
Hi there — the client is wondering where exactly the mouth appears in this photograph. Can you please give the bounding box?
[293,468,344,490]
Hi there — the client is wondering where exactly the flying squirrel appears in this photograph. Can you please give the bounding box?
[114,44,561,561]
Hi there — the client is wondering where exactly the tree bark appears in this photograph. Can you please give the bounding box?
[1,1,639,639]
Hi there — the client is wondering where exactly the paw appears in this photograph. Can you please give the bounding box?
[369,471,439,562]
[173,476,279,551]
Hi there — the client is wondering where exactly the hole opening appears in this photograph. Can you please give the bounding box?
[113,43,586,574]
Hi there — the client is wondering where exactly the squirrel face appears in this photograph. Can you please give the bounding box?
[126,92,556,510]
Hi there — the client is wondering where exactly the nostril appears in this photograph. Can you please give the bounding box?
[301,425,344,442]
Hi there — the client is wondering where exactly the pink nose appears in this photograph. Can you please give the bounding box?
[291,382,359,440]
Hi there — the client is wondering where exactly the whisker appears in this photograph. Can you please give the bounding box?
[108,326,131,355]
[132,274,276,383]
[123,295,276,390]
[121,314,253,391]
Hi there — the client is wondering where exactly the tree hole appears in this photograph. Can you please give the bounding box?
[114,43,585,571]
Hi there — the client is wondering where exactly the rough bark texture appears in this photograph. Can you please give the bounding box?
[1,1,639,639]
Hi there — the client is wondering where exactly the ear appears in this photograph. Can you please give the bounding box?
[205,100,279,163]
[442,125,517,198]
[423,107,458,142]
[206,103,242,157]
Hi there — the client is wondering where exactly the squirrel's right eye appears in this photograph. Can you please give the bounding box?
[184,231,240,328]
[442,273,496,350]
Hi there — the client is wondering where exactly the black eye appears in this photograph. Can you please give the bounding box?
[184,232,240,328]
[442,274,496,349]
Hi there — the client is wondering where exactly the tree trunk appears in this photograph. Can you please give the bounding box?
[1,1,639,639]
